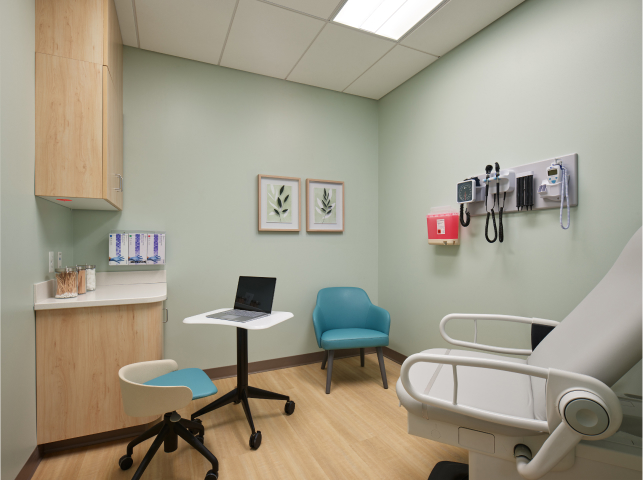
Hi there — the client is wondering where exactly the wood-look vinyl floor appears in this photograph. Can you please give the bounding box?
[33,354,467,480]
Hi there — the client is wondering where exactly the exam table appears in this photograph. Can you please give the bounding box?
[397,228,642,480]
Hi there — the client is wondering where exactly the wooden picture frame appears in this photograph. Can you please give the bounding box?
[306,179,345,233]
[258,175,301,232]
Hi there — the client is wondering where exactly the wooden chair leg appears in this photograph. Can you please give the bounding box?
[326,350,335,394]
[376,347,388,389]
[360,348,365,367]
[321,350,328,370]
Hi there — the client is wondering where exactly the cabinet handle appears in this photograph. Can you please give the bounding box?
[114,174,123,192]
[164,308,169,323]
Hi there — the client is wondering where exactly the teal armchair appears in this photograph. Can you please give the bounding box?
[313,287,390,393]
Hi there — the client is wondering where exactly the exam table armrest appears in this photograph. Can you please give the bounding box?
[400,353,623,480]
[440,313,560,356]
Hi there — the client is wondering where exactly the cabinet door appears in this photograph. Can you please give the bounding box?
[103,66,123,210]
[36,302,163,444]
[36,0,104,64]
[103,0,123,95]
[35,53,103,199]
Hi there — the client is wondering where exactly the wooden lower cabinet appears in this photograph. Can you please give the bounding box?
[36,302,163,444]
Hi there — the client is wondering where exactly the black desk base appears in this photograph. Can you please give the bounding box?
[191,327,295,450]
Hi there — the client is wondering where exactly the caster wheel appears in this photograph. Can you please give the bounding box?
[205,469,218,480]
[284,401,295,415]
[196,435,204,444]
[118,455,133,471]
[249,431,262,450]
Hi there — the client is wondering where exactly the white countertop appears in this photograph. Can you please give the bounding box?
[183,308,293,330]
[34,271,167,310]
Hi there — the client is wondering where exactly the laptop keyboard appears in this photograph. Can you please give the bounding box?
[225,309,267,318]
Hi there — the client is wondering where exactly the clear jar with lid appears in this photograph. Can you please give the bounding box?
[55,267,78,298]
[84,265,96,291]
[76,265,87,295]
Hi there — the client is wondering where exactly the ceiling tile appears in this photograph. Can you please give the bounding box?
[345,45,437,100]
[221,0,325,80]
[288,23,394,92]
[401,0,525,56]
[135,0,236,65]
[114,0,138,47]
[261,0,342,20]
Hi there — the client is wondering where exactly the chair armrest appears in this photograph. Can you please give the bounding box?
[367,304,390,335]
[312,305,325,348]
[440,314,559,356]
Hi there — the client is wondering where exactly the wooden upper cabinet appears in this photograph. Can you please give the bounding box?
[35,0,124,211]
[35,54,103,199]
[103,67,123,210]
[36,0,104,65]
[104,0,123,95]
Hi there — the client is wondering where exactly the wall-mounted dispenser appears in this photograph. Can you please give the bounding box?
[427,206,459,245]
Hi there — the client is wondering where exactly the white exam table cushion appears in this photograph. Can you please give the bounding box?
[397,348,541,437]
[528,228,642,421]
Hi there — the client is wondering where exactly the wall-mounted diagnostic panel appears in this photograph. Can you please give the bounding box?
[459,154,577,217]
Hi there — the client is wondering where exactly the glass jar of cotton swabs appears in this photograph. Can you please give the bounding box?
[55,267,78,299]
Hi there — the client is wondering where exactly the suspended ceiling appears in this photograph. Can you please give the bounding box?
[114,0,525,100]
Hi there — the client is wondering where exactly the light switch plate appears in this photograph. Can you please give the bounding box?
[49,252,54,273]
[57,252,62,268]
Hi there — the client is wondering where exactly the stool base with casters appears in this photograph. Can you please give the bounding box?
[191,327,296,450]
[119,411,219,480]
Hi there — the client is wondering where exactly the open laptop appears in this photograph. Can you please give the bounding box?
[206,276,277,322]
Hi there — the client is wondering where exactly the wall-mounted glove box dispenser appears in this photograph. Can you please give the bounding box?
[109,232,166,265]
[459,153,578,217]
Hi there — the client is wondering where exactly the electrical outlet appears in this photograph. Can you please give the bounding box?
[57,252,62,268]
[49,252,54,273]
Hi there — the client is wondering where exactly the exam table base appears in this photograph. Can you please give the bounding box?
[428,461,468,480]
[191,328,295,450]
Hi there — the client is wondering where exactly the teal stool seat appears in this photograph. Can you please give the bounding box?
[144,368,218,400]
[321,328,389,350]
[313,287,391,394]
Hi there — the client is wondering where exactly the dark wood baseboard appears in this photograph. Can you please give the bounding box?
[39,420,158,455]
[22,346,407,477]
[14,446,43,480]
[203,346,406,380]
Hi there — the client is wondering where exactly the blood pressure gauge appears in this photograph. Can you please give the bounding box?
[547,165,561,185]
[457,179,476,204]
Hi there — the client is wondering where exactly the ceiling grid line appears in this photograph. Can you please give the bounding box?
[341,43,397,93]
[402,44,440,57]
[285,22,328,80]
[256,0,329,21]
[218,0,241,65]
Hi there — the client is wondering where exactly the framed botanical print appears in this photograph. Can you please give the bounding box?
[306,179,344,233]
[258,175,301,232]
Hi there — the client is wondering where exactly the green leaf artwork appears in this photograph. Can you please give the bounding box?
[267,184,292,223]
[314,187,336,224]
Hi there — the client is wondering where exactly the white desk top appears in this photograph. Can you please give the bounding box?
[34,271,167,310]
[183,308,293,330]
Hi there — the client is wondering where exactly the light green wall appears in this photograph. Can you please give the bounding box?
[0,0,75,477]
[378,0,642,356]
[72,47,379,370]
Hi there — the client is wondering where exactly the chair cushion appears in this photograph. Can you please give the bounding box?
[397,348,540,437]
[320,328,389,350]
[144,368,218,400]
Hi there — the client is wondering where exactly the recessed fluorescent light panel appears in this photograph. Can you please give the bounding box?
[333,0,444,40]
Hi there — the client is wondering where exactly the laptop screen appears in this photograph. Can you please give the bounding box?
[233,276,276,313]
